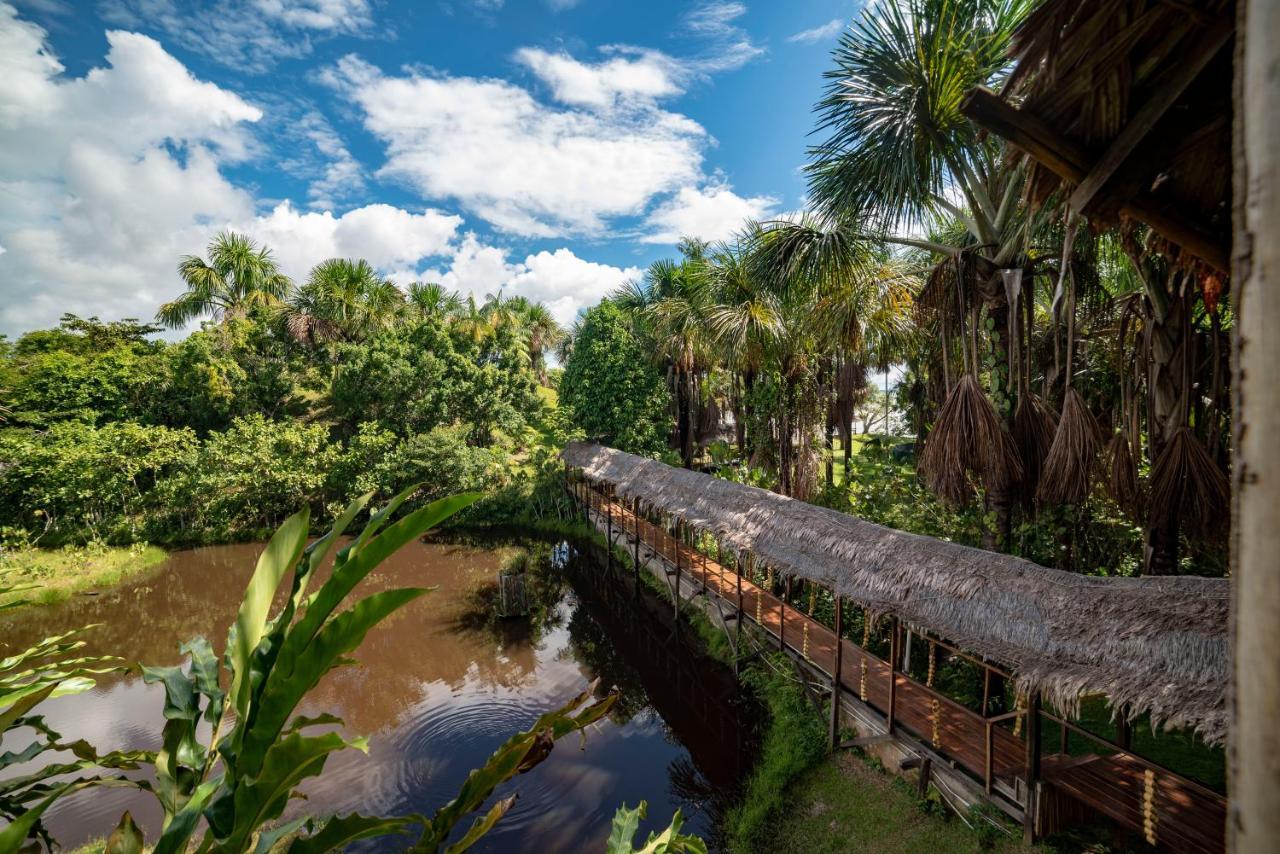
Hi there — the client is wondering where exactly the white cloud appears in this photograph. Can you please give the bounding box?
[681,1,764,72]
[0,7,460,335]
[642,181,776,244]
[515,47,682,108]
[99,0,376,73]
[329,54,706,238]
[787,18,843,44]
[413,234,639,327]
[251,202,461,279]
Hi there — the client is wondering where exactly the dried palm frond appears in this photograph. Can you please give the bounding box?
[1105,430,1141,519]
[1038,389,1103,506]
[1012,393,1058,503]
[1149,427,1230,541]
[920,375,1023,505]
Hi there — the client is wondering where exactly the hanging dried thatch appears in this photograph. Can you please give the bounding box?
[1149,427,1230,541]
[919,375,1023,505]
[1106,430,1141,519]
[1038,389,1103,506]
[564,441,1228,744]
[1012,393,1058,503]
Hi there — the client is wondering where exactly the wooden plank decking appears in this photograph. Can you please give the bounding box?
[576,480,1227,853]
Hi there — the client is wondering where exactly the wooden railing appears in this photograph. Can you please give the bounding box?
[567,472,1225,852]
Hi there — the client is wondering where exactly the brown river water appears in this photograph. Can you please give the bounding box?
[0,535,757,851]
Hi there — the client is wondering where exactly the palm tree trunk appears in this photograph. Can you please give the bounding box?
[983,299,1014,551]
[1144,282,1190,574]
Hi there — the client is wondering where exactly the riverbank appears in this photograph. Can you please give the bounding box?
[0,543,166,609]
[775,750,1032,853]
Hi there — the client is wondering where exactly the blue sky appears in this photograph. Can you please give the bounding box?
[0,0,858,335]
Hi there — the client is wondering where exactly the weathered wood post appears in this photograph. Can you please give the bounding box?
[887,616,899,734]
[779,576,788,652]
[735,553,744,671]
[1023,690,1042,843]
[633,498,641,587]
[830,593,844,749]
[605,486,613,573]
[1232,0,1280,846]
[674,518,682,621]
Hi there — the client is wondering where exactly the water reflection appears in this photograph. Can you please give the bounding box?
[0,535,756,851]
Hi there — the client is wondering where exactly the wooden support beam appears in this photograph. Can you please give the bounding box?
[917,757,934,799]
[1023,691,1042,844]
[961,87,1230,271]
[888,616,899,734]
[1068,15,1233,215]
[839,734,892,750]
[830,594,845,750]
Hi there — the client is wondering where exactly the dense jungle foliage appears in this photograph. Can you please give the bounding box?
[0,262,579,547]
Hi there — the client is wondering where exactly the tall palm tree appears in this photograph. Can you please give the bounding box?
[406,282,463,322]
[285,258,404,345]
[506,296,565,385]
[157,232,291,328]
[807,0,1035,543]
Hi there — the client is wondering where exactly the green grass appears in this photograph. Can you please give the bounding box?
[774,751,1033,854]
[0,542,167,609]
[723,654,830,852]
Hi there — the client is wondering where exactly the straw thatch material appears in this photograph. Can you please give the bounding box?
[564,441,1228,744]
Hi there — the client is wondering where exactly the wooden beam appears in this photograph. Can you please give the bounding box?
[1069,15,1233,215]
[830,594,845,749]
[961,87,1230,271]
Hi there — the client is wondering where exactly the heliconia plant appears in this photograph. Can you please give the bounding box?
[2,486,622,853]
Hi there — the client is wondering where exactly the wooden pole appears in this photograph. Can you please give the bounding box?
[633,498,641,586]
[1232,0,1280,847]
[887,616,899,734]
[673,518,681,621]
[780,577,789,652]
[830,594,844,749]
[605,489,613,573]
[1023,690,1042,844]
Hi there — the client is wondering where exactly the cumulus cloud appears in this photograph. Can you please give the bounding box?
[98,0,376,73]
[0,7,459,334]
[787,18,844,44]
[514,47,682,108]
[642,181,776,244]
[328,54,706,238]
[412,234,640,327]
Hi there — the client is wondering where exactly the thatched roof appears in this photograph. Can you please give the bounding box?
[564,442,1229,744]
[962,0,1233,271]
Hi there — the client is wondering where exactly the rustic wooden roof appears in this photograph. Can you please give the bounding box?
[564,441,1229,744]
[962,0,1233,271]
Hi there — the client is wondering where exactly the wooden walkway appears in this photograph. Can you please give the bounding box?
[574,480,1227,853]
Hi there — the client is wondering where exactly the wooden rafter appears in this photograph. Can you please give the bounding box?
[1067,15,1234,216]
[961,87,1230,271]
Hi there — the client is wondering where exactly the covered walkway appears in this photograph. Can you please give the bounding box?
[565,443,1228,853]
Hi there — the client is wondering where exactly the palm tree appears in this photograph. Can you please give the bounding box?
[406,282,463,322]
[506,297,565,385]
[157,232,292,328]
[285,258,404,345]
[807,0,1036,543]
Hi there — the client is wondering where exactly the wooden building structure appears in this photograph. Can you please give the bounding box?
[564,441,1229,851]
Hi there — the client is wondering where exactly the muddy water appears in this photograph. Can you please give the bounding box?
[0,536,756,851]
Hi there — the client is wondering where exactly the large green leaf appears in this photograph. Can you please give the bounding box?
[286,813,418,854]
[235,587,429,777]
[228,507,309,719]
[104,811,144,854]
[443,794,516,854]
[605,802,647,853]
[206,730,368,850]
[151,777,219,854]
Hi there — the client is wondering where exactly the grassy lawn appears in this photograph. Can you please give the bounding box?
[775,751,1032,854]
[0,542,167,609]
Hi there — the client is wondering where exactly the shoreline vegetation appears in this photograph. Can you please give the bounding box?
[0,542,166,609]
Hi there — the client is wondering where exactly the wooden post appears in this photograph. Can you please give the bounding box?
[735,553,744,655]
[1117,716,1133,751]
[830,594,844,749]
[605,489,613,573]
[985,722,994,795]
[1023,691,1042,843]
[887,616,899,734]
[633,498,641,585]
[982,667,991,717]
[1233,1,1280,845]
[779,577,788,652]
[673,518,682,621]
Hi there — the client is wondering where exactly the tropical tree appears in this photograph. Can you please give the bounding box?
[406,281,463,322]
[284,258,405,345]
[506,296,566,385]
[157,232,292,329]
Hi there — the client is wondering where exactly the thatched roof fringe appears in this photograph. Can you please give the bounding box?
[563,442,1228,745]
